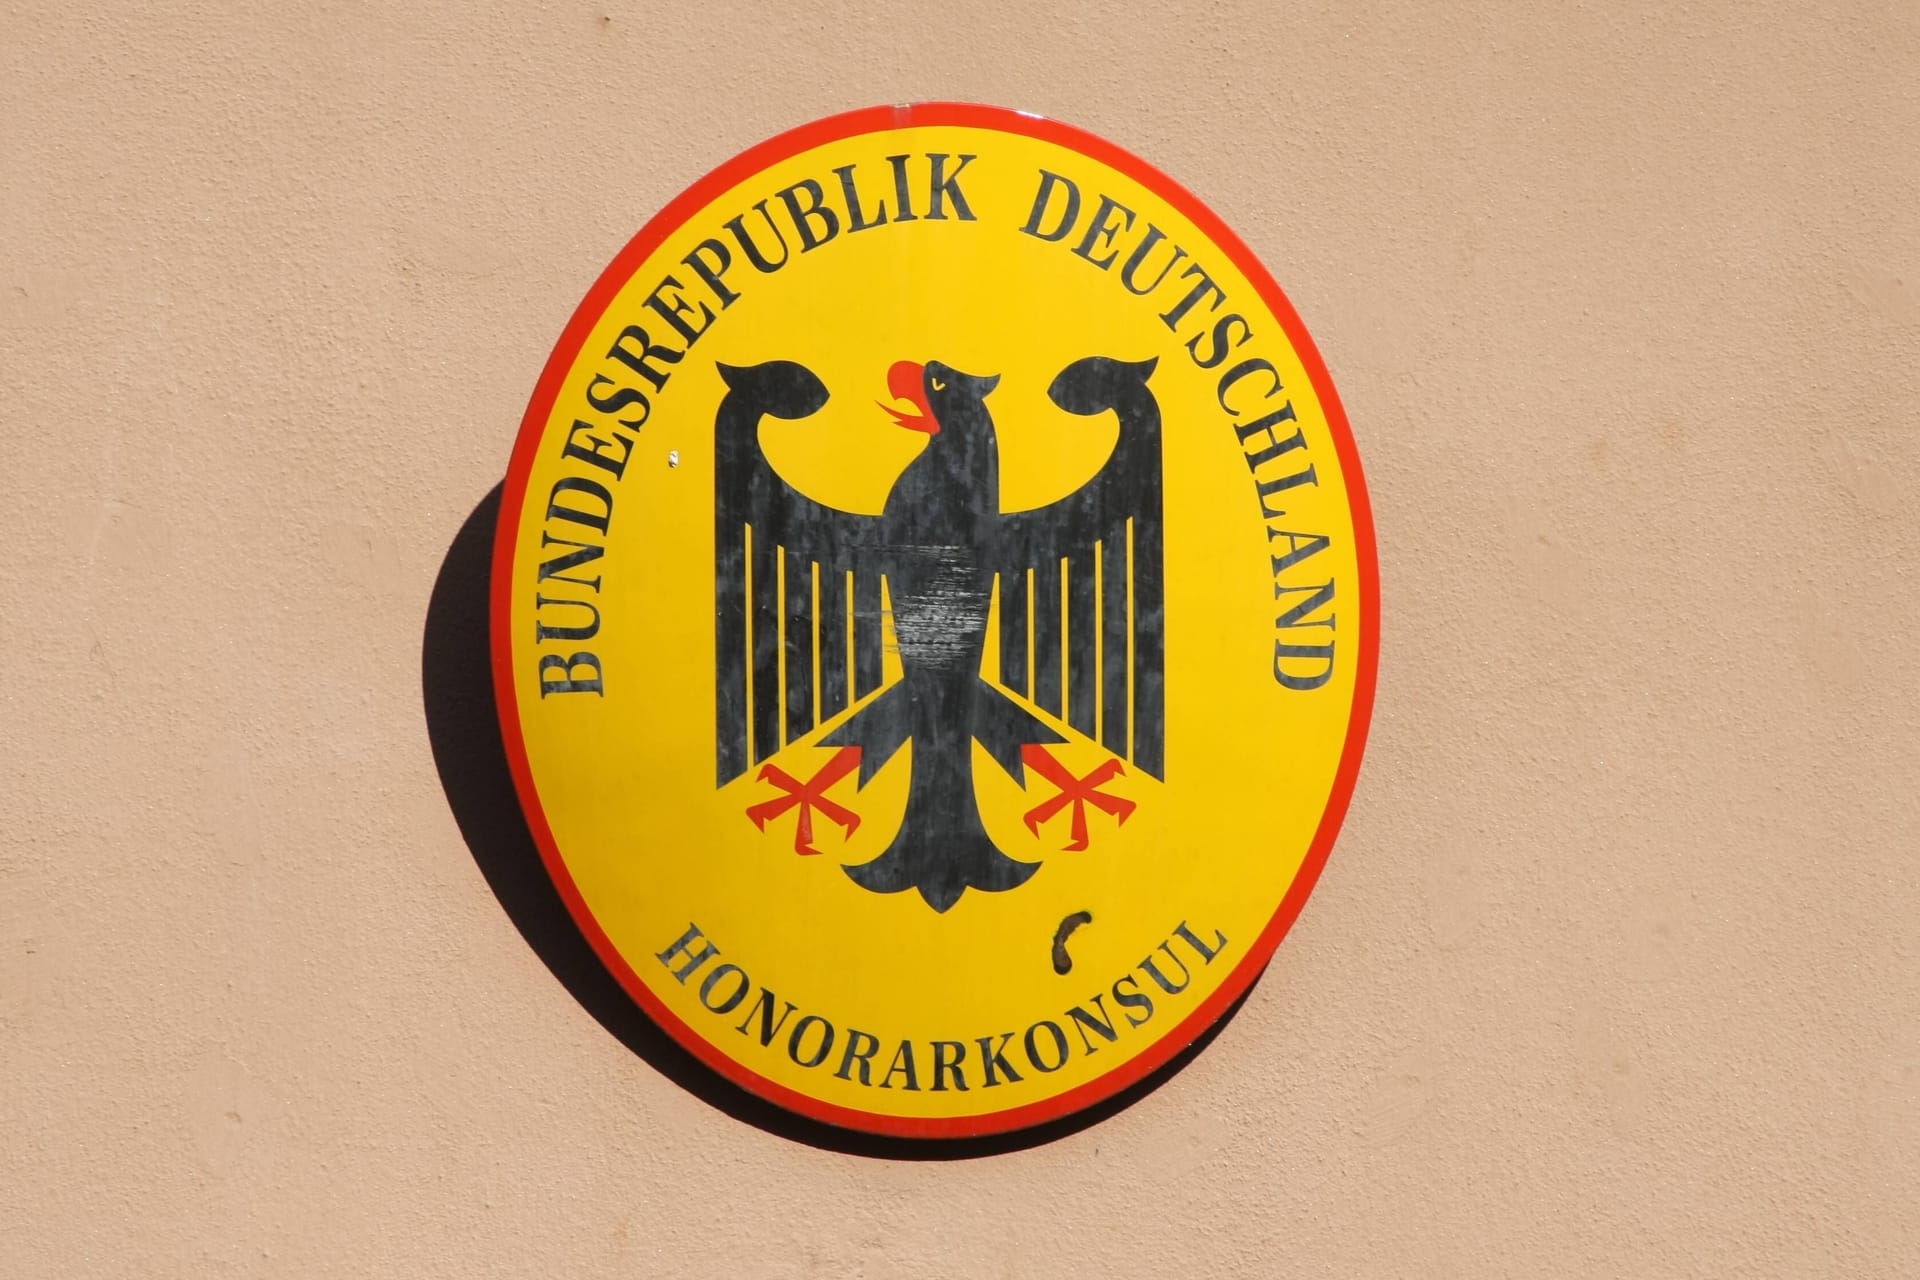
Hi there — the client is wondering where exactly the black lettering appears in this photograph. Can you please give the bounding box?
[976,1033,1024,1087]
[1186,313,1253,368]
[1112,975,1154,1028]
[1217,357,1283,414]
[777,178,839,252]
[1139,943,1192,995]
[537,532,604,592]
[1267,528,1330,575]
[879,1039,921,1091]
[561,419,634,480]
[537,652,603,697]
[724,201,791,273]
[733,989,799,1046]
[1020,169,1080,242]
[1275,640,1337,691]
[1236,404,1306,473]
[885,153,918,222]
[787,1014,834,1068]
[925,153,977,220]
[1071,195,1136,270]
[1159,263,1224,330]
[533,594,600,643]
[1255,470,1321,519]
[655,923,718,983]
[1120,224,1188,295]
[834,163,889,233]
[1066,996,1120,1054]
[1024,1020,1070,1073]
[605,324,682,392]
[931,1040,969,1092]
[583,376,651,429]
[835,1028,883,1084]
[697,963,750,1014]
[547,476,613,535]
[1256,467,1318,501]
[643,273,716,347]
[1275,580,1335,629]
[1173,921,1229,964]
[681,238,741,308]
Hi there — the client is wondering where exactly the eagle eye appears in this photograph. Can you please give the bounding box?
[930,376,947,392]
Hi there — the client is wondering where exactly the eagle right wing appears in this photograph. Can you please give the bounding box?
[987,356,1166,779]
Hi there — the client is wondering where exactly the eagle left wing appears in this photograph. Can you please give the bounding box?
[986,356,1166,779]
[713,361,888,786]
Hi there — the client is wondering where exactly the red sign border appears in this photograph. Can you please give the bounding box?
[490,102,1379,1139]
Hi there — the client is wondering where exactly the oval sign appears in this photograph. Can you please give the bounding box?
[492,103,1376,1138]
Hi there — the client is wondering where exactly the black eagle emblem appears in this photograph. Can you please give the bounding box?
[715,356,1165,911]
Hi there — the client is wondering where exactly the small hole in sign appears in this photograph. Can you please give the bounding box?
[1051,910,1093,975]
[668,450,680,468]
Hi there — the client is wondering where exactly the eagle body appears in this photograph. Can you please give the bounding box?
[714,356,1164,911]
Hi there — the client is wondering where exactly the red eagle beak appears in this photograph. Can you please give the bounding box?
[878,360,937,434]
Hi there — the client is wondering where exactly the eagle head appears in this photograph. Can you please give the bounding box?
[879,360,1000,436]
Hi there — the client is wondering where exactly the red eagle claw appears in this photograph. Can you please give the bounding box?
[744,746,864,855]
[1020,745,1135,851]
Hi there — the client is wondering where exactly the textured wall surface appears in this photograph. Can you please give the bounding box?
[2,2,1916,1275]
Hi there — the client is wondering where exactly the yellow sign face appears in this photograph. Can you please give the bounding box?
[493,104,1377,1138]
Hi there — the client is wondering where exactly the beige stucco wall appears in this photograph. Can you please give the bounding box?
[3,1,1916,1274]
